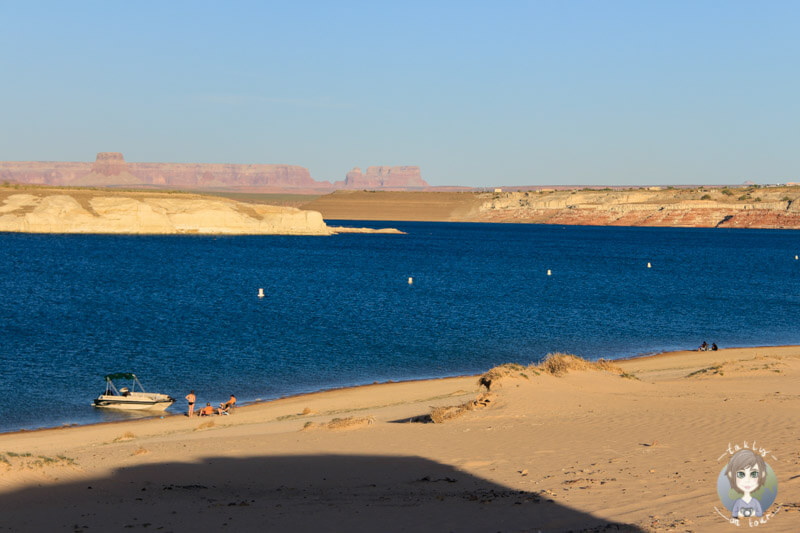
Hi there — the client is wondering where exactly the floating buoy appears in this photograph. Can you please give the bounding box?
[258,288,265,298]
[408,277,413,285]
[547,269,551,276]
[796,255,798,260]
[647,262,651,268]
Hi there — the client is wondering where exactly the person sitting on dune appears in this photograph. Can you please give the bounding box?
[198,402,214,416]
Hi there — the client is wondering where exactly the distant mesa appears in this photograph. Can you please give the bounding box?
[92,152,128,176]
[0,153,428,192]
[342,166,427,189]
[72,152,144,186]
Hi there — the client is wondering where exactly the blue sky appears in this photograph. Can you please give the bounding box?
[1,1,798,186]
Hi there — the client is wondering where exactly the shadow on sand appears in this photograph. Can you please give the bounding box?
[0,454,644,532]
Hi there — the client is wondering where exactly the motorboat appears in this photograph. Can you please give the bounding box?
[93,373,175,411]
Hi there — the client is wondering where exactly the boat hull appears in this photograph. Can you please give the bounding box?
[93,394,174,411]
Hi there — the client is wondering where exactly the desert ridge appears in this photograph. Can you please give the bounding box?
[0,347,798,531]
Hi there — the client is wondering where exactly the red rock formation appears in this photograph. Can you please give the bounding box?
[91,152,129,176]
[1,154,430,191]
[126,162,319,189]
[345,167,363,187]
[343,166,428,189]
[0,161,91,185]
[0,153,330,190]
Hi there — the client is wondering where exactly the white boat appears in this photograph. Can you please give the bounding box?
[93,373,175,411]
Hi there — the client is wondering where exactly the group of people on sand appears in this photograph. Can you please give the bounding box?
[184,390,236,417]
[699,341,718,351]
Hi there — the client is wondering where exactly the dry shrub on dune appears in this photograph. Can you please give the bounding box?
[113,431,136,442]
[478,363,537,391]
[478,353,623,390]
[539,353,623,376]
[327,416,374,430]
[429,393,494,423]
[304,416,375,431]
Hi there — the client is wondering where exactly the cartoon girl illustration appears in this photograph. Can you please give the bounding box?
[724,449,767,518]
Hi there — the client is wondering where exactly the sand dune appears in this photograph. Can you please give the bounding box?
[1,347,798,531]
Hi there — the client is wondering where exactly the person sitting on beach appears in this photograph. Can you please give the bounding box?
[218,394,236,415]
[712,343,718,351]
[198,402,214,417]
[699,341,709,351]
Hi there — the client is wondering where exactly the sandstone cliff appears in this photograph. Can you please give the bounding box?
[0,153,324,190]
[303,187,800,229]
[0,154,428,192]
[0,189,333,235]
[476,189,800,228]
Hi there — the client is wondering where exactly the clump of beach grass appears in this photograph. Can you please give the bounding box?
[539,353,623,376]
[113,431,136,442]
[276,407,316,422]
[478,363,539,391]
[686,363,726,378]
[0,452,77,470]
[429,393,494,424]
[478,353,625,390]
[303,416,375,431]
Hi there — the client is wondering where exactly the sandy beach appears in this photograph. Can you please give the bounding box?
[1,346,798,532]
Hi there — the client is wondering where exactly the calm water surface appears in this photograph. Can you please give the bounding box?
[1,222,799,432]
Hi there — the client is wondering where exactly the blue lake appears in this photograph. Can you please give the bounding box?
[1,222,799,433]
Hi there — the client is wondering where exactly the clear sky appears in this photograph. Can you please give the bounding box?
[1,1,798,186]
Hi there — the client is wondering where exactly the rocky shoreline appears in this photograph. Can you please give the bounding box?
[476,189,800,228]
[303,187,800,229]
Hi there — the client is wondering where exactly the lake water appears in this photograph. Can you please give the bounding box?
[1,222,799,433]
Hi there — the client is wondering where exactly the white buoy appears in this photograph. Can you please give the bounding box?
[547,269,551,276]
[647,262,651,268]
[258,288,265,298]
[408,277,413,285]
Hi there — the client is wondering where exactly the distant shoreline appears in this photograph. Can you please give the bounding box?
[5,184,800,230]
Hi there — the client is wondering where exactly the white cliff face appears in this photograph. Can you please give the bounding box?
[0,194,334,235]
